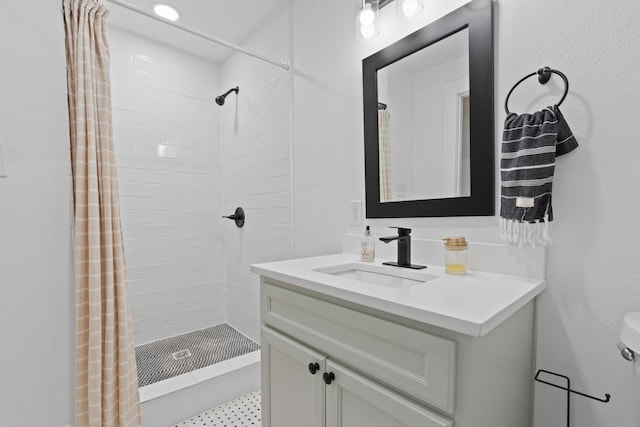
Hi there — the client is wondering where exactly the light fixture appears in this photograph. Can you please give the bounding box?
[359,3,375,26]
[153,3,181,21]
[357,0,379,40]
[397,0,423,18]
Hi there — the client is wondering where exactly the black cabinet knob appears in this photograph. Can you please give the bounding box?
[308,362,320,375]
[323,372,335,385]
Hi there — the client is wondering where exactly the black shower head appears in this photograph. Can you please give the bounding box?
[216,86,239,106]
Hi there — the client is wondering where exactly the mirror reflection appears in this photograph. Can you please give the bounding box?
[376,28,470,203]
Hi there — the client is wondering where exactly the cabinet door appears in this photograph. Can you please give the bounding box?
[261,327,325,427]
[325,360,453,427]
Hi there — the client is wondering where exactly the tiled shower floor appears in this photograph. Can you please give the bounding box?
[135,323,260,387]
[174,389,261,427]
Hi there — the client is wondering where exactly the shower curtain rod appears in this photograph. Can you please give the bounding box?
[104,0,290,71]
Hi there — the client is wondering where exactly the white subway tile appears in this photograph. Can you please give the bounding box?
[125,246,223,267]
[113,125,166,144]
[132,292,222,320]
[120,210,217,225]
[118,182,219,200]
[119,196,217,212]
[164,133,221,150]
[229,158,289,184]
[134,142,217,163]
[128,270,223,295]
[122,222,220,239]
[133,304,226,335]
[124,235,220,252]
[117,168,220,187]
[115,153,170,172]
[236,223,292,240]
[225,191,291,209]
[226,175,290,197]
[113,138,136,154]
[126,258,224,281]
[222,127,289,159]
[235,248,289,268]
[130,282,226,308]
[225,143,290,172]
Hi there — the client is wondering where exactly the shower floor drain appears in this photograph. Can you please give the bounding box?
[135,323,259,387]
[171,349,192,360]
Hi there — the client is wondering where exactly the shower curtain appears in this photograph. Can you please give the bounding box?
[378,109,392,202]
[63,1,141,426]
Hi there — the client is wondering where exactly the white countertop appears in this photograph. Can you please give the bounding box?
[251,253,546,337]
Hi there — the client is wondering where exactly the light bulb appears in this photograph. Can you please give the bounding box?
[397,0,423,18]
[359,4,375,26]
[402,0,418,16]
[360,24,378,40]
[153,3,180,21]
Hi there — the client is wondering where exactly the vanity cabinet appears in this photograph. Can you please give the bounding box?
[262,327,451,427]
[260,278,537,427]
[260,327,325,427]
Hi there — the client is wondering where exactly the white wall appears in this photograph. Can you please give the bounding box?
[108,28,225,345]
[499,1,640,425]
[292,0,370,257]
[0,1,74,426]
[220,5,293,342]
[293,0,640,425]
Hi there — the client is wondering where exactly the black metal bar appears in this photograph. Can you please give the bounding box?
[534,369,611,427]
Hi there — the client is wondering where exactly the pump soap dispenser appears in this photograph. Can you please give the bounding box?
[360,226,375,262]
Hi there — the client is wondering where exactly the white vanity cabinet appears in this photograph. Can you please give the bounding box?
[260,327,325,427]
[259,277,538,427]
[262,327,452,427]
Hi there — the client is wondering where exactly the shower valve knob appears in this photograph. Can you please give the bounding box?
[308,362,320,375]
[222,207,245,228]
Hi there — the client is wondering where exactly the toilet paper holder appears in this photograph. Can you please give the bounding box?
[535,369,610,427]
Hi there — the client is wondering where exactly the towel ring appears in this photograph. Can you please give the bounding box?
[504,67,569,114]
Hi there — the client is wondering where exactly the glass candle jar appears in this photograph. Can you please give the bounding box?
[443,237,468,275]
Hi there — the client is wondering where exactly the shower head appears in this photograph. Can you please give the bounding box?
[215,86,239,106]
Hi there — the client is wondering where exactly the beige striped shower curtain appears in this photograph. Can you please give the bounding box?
[63,1,141,426]
[378,110,392,202]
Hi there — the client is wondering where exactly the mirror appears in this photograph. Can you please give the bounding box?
[377,28,470,202]
[363,0,494,218]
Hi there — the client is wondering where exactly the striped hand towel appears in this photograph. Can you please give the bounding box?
[500,105,578,246]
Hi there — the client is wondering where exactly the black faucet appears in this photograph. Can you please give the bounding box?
[379,227,426,270]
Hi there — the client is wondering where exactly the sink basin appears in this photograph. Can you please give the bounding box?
[314,263,437,288]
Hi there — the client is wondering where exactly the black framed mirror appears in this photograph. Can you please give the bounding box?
[363,0,494,218]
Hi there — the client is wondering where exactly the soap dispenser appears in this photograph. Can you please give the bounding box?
[360,226,375,262]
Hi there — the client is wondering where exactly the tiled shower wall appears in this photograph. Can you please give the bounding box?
[220,6,293,341]
[109,28,225,345]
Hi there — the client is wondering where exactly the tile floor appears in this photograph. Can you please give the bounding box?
[174,389,261,427]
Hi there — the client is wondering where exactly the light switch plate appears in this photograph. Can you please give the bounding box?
[0,142,6,177]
